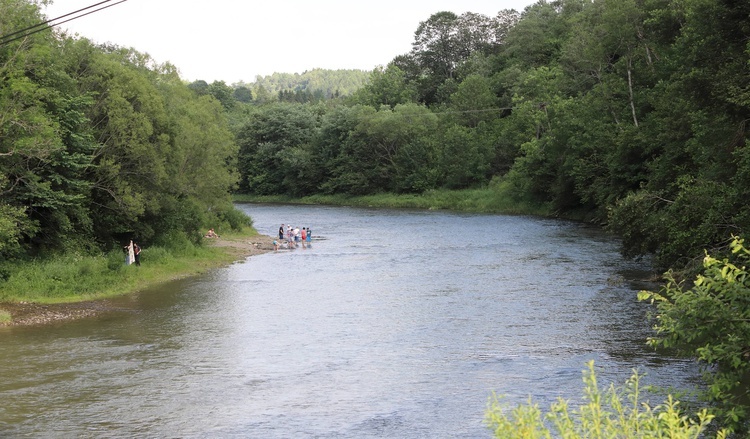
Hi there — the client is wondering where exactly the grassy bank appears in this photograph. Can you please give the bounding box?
[0,228,269,323]
[234,179,554,217]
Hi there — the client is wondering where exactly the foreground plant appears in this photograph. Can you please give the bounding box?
[639,236,750,434]
[486,361,724,439]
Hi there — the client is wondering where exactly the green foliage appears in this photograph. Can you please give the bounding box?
[486,361,725,439]
[0,203,32,259]
[106,249,125,272]
[639,237,750,433]
[207,80,235,110]
[0,232,254,304]
[235,102,319,195]
[350,65,417,108]
[208,203,253,231]
[0,3,239,259]
[151,230,197,256]
[247,68,369,101]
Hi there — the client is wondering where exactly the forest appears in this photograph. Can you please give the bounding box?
[2,0,750,434]
[232,1,750,274]
[0,0,245,260]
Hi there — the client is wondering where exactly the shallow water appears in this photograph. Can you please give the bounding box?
[0,204,700,438]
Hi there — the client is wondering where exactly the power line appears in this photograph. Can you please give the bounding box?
[0,0,128,47]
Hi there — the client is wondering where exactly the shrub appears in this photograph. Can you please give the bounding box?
[106,250,125,272]
[153,230,196,256]
[215,204,253,231]
[639,236,750,434]
[0,308,10,324]
[139,246,171,264]
[486,361,725,438]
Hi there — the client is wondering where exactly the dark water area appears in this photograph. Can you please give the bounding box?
[0,204,700,438]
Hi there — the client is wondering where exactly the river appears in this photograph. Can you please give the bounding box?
[0,204,700,438]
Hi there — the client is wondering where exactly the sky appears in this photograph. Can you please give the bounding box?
[43,0,538,85]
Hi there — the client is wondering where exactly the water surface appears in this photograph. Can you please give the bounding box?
[0,204,700,438]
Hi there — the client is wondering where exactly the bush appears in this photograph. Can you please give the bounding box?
[139,246,171,264]
[152,230,196,256]
[639,236,750,434]
[106,250,125,272]
[486,361,725,438]
[215,204,253,231]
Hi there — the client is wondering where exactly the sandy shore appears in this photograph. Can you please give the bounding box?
[0,235,275,327]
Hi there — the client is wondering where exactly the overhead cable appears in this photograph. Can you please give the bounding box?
[0,0,128,47]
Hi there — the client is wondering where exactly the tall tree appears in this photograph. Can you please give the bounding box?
[350,64,417,108]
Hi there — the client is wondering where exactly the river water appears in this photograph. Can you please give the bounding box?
[0,204,700,438]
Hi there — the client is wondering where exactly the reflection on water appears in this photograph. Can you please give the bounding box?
[0,204,700,438]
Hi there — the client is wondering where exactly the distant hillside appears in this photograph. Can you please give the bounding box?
[240,68,370,99]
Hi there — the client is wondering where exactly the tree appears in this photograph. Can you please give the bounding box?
[187,79,209,96]
[409,11,503,104]
[448,74,498,127]
[0,3,101,253]
[232,86,253,103]
[311,105,371,195]
[348,103,438,193]
[437,123,492,189]
[351,64,417,108]
[235,103,318,195]
[208,80,235,110]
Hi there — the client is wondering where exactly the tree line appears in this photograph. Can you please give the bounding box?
[232,0,750,274]
[0,0,244,259]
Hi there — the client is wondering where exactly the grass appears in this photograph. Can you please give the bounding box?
[0,228,263,305]
[0,308,10,324]
[234,179,554,217]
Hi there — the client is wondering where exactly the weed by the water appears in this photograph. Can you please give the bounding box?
[0,308,10,324]
[486,361,726,438]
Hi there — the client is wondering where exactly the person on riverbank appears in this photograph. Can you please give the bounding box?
[133,242,141,266]
[300,227,307,248]
[306,227,312,247]
[279,224,285,240]
[124,240,135,265]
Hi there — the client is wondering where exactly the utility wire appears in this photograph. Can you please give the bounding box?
[0,0,128,47]
[0,0,115,42]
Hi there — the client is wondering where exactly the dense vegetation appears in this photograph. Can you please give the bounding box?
[3,0,750,434]
[0,0,248,263]
[231,1,749,274]
[242,69,370,103]
[486,361,726,438]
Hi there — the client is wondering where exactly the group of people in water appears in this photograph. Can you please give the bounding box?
[274,224,312,250]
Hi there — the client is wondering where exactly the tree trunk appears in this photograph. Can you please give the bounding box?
[627,57,639,127]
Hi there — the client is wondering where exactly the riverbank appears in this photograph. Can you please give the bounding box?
[233,181,561,218]
[0,233,275,327]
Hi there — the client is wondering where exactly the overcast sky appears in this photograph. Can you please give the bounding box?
[43,0,538,84]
